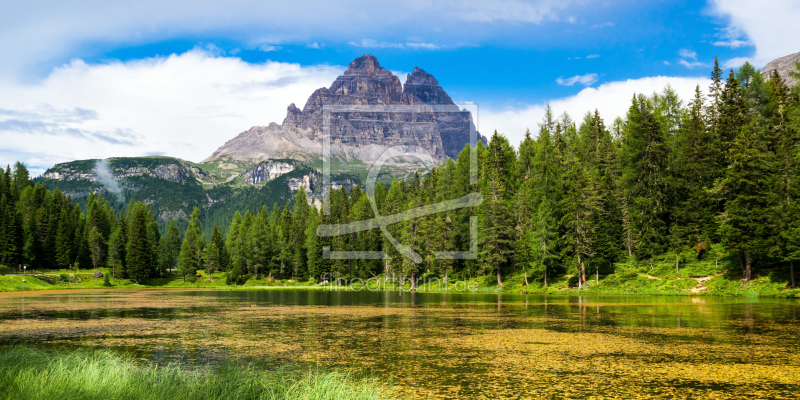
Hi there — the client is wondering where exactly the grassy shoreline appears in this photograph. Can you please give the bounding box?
[0,347,391,400]
[2,254,799,298]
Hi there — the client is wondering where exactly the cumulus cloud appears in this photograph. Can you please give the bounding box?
[556,73,598,86]
[709,0,800,67]
[0,50,342,176]
[481,75,710,147]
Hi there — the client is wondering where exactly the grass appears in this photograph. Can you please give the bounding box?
[0,268,320,293]
[0,347,391,400]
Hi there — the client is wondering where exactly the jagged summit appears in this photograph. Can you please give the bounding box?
[206,54,483,163]
[403,66,453,105]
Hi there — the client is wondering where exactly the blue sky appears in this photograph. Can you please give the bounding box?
[0,0,798,175]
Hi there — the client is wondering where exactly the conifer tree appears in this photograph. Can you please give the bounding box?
[178,207,203,282]
[621,94,669,259]
[715,123,775,281]
[87,227,104,270]
[126,202,152,284]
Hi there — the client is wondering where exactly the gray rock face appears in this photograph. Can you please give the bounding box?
[241,161,296,184]
[205,54,483,163]
[761,52,800,88]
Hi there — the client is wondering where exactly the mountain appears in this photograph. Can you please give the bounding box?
[206,54,483,163]
[36,55,479,234]
[760,52,800,87]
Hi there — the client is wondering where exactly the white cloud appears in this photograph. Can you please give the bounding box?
[349,39,405,49]
[556,73,598,86]
[454,0,572,23]
[0,50,343,176]
[711,26,751,48]
[585,54,600,59]
[0,0,579,78]
[591,22,614,28]
[258,44,281,52]
[663,61,670,65]
[709,0,800,67]
[678,59,709,69]
[679,49,697,60]
[677,49,707,69]
[406,42,440,50]
[481,76,711,147]
[307,42,323,49]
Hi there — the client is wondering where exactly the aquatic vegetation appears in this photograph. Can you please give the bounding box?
[0,291,798,399]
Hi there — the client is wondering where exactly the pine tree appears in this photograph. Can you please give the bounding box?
[178,208,203,282]
[479,132,517,286]
[715,123,775,282]
[621,94,669,259]
[87,227,104,270]
[108,225,126,280]
[126,202,152,284]
[204,240,221,281]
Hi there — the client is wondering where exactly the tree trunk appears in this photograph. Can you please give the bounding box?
[577,256,583,289]
[523,266,529,286]
[791,261,796,288]
[595,264,599,284]
[411,270,416,291]
[675,253,680,278]
[580,258,586,288]
[183,273,186,282]
[497,265,503,287]
[544,265,548,287]
[745,252,752,282]
[443,272,448,290]
[738,250,746,279]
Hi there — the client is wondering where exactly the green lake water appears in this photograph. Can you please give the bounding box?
[1,289,798,398]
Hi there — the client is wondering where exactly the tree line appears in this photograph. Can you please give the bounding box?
[1,58,798,288]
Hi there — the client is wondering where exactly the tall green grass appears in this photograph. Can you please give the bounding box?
[0,347,392,400]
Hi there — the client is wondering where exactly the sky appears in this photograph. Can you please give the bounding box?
[0,0,798,176]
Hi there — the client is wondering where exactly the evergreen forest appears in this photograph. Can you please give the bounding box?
[1,59,799,290]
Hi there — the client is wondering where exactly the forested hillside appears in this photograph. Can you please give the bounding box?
[1,59,798,291]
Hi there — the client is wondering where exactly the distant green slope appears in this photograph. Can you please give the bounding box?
[34,156,361,238]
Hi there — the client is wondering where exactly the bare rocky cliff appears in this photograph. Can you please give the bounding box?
[760,52,800,87]
[205,54,483,164]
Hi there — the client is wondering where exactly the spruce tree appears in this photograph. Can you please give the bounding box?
[178,208,203,282]
[126,202,151,284]
[621,94,669,259]
[715,123,775,281]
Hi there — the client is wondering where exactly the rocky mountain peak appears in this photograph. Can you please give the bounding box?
[211,54,483,163]
[403,66,453,105]
[344,54,387,76]
[406,66,439,86]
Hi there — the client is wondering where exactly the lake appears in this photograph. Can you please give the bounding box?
[1,289,798,398]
